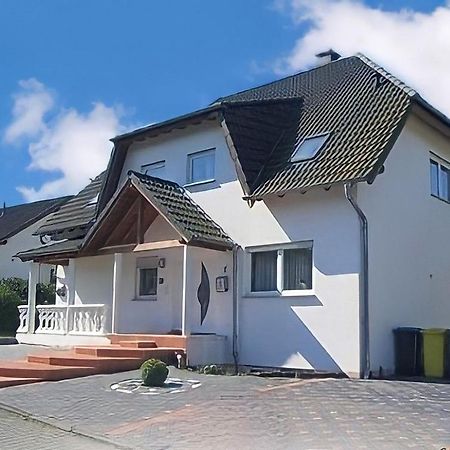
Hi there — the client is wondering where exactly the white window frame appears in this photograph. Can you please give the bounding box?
[141,160,166,178]
[135,257,158,301]
[186,148,216,186]
[430,154,450,203]
[245,241,314,298]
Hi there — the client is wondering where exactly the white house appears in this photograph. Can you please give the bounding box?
[15,53,450,378]
[0,197,70,283]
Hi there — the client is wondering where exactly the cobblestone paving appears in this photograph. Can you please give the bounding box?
[0,408,116,449]
[0,368,449,449]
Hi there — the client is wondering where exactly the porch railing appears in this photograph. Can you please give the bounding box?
[68,304,107,335]
[36,305,67,334]
[17,305,28,333]
[17,304,107,336]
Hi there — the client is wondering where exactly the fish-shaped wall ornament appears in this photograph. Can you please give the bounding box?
[197,262,210,325]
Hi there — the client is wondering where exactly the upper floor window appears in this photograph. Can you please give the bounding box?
[141,160,165,178]
[187,149,215,184]
[430,158,450,202]
[249,241,313,294]
[291,133,329,163]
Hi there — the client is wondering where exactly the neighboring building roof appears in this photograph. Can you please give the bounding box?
[102,53,450,204]
[0,196,71,242]
[35,172,105,236]
[16,238,84,262]
[83,171,234,252]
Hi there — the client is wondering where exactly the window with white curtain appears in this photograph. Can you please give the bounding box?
[141,160,166,178]
[249,242,313,293]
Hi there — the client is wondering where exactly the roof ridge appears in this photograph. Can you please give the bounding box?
[213,55,357,104]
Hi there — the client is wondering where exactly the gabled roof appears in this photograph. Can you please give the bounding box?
[0,196,71,242]
[35,172,105,237]
[101,53,450,204]
[84,171,234,252]
[216,55,412,198]
[130,172,234,249]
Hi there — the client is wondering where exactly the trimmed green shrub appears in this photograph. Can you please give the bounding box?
[0,278,27,301]
[140,358,169,387]
[0,284,22,334]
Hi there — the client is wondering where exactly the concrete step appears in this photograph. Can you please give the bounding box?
[0,361,99,380]
[74,346,184,362]
[108,334,186,349]
[117,340,157,349]
[0,376,44,388]
[27,352,143,373]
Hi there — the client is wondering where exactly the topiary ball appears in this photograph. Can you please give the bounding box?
[140,358,169,387]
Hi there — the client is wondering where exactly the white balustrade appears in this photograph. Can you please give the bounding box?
[36,306,67,334]
[17,305,28,333]
[68,304,107,335]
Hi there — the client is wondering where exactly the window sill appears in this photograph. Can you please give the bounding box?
[243,289,315,299]
[184,179,216,188]
[132,296,157,302]
[431,193,450,204]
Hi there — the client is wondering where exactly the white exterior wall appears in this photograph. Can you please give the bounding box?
[0,217,53,283]
[359,113,450,374]
[119,121,362,374]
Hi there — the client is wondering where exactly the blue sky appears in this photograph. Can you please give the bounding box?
[0,0,448,205]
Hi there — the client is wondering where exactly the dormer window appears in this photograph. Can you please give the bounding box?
[141,160,165,178]
[291,133,329,163]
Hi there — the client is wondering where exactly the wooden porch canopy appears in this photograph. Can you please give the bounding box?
[81,171,234,255]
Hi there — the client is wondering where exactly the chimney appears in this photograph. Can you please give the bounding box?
[315,49,341,66]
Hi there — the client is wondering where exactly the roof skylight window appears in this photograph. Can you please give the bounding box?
[291,133,330,163]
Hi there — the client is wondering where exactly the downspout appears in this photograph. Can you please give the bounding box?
[344,182,370,379]
[232,245,240,373]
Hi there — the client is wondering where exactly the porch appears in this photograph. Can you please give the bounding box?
[15,172,235,367]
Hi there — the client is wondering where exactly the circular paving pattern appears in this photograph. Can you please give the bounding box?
[110,377,202,395]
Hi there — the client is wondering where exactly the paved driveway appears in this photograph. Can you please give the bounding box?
[0,367,449,449]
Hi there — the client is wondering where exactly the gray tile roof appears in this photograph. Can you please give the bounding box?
[216,55,414,198]
[0,197,71,242]
[16,238,84,262]
[130,171,234,249]
[35,172,105,236]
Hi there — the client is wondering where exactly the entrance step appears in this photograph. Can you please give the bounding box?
[74,345,184,363]
[0,361,98,381]
[117,340,157,349]
[27,352,143,373]
[108,334,187,349]
[0,376,44,388]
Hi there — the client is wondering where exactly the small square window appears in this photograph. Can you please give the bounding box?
[138,267,158,297]
[187,149,215,184]
[141,160,165,178]
[291,134,329,163]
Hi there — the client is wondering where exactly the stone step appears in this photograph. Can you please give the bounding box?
[117,340,157,348]
[0,361,99,380]
[108,334,186,349]
[74,346,184,362]
[27,352,143,373]
[0,376,44,388]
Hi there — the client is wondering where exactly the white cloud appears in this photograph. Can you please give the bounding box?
[274,0,450,117]
[4,78,54,143]
[5,79,125,202]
